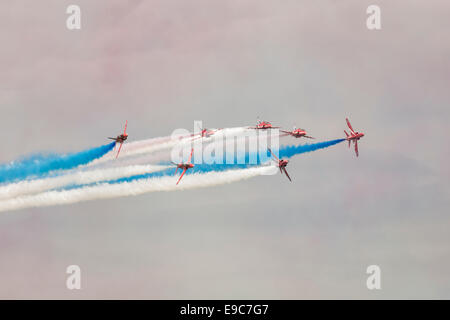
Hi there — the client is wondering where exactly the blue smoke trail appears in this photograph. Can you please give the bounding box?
[278,139,345,159]
[0,142,116,184]
[198,138,346,165]
[61,139,345,190]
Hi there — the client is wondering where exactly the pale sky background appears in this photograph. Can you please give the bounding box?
[0,0,449,299]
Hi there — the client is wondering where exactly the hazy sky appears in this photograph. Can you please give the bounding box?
[0,0,449,298]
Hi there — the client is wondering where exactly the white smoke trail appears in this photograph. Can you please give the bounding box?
[107,126,278,167]
[0,125,288,212]
[87,136,173,166]
[0,166,277,212]
[120,127,249,158]
[0,164,169,200]
[88,127,250,167]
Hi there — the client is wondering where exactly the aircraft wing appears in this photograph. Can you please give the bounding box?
[115,142,124,159]
[346,118,355,134]
[304,135,315,139]
[268,148,280,161]
[354,140,359,157]
[123,120,128,135]
[176,168,187,185]
[282,167,292,182]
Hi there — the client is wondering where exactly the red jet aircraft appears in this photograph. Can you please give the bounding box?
[344,118,364,157]
[268,148,291,182]
[199,128,215,138]
[194,124,221,139]
[249,118,280,130]
[281,126,314,139]
[172,148,195,185]
[108,120,128,159]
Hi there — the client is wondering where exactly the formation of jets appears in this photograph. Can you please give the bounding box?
[107,118,364,184]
